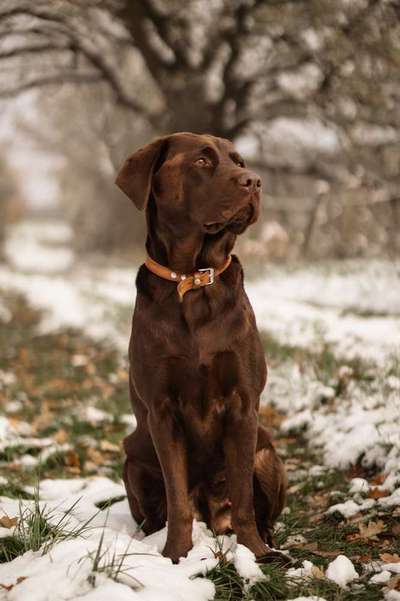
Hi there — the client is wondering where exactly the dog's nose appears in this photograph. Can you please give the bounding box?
[237,172,261,191]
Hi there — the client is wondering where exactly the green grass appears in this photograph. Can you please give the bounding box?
[0,293,129,486]
[259,329,371,387]
[1,290,397,599]
[82,527,143,590]
[0,490,97,563]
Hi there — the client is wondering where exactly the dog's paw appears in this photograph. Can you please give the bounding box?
[256,550,293,567]
[162,539,192,564]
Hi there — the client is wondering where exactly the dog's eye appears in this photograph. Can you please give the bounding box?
[195,157,209,167]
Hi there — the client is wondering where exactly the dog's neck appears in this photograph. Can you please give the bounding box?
[145,198,236,274]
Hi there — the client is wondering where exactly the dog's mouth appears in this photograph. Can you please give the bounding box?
[203,221,226,234]
[204,203,256,235]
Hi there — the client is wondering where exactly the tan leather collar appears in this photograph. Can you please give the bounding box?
[145,255,232,302]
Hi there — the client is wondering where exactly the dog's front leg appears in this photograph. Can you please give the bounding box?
[148,401,192,563]
[224,396,269,559]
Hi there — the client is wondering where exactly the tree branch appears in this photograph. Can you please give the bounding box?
[0,71,102,98]
[0,4,162,123]
[0,43,70,60]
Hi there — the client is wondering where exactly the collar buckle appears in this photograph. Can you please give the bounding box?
[198,267,215,285]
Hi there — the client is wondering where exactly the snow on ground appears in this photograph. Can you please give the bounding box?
[0,474,223,601]
[247,260,400,363]
[0,220,399,483]
[2,221,400,362]
[0,221,134,351]
[1,219,400,599]
[269,362,400,487]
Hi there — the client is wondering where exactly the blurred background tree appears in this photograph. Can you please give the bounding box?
[0,157,21,258]
[0,0,399,258]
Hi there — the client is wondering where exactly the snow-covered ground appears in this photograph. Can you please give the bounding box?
[2,221,400,361]
[1,220,399,600]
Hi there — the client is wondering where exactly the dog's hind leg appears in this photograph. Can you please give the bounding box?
[254,428,287,547]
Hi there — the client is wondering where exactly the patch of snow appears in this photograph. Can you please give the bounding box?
[0,480,227,601]
[287,560,316,579]
[284,534,308,547]
[81,406,113,424]
[349,478,369,495]
[326,499,375,518]
[325,555,358,588]
[288,597,327,601]
[274,365,400,503]
[379,487,400,508]
[5,221,74,273]
[370,570,392,584]
[247,259,400,363]
[233,544,264,587]
[382,564,400,575]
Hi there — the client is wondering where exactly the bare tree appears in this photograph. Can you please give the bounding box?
[1,0,399,256]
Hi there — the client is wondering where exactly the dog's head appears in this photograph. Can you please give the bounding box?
[116,132,261,236]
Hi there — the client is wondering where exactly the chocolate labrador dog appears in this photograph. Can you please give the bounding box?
[116,132,286,563]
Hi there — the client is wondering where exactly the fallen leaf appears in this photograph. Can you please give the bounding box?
[53,428,68,444]
[288,483,303,494]
[0,577,26,591]
[358,554,372,562]
[371,473,386,486]
[309,494,329,509]
[391,523,400,536]
[31,400,54,431]
[99,440,120,453]
[386,574,400,591]
[65,450,80,468]
[368,487,390,499]
[0,515,18,528]
[358,519,385,540]
[309,513,324,524]
[381,553,400,563]
[84,461,100,472]
[311,565,325,579]
[86,447,105,465]
[310,549,339,558]
[295,542,318,551]
[66,466,81,475]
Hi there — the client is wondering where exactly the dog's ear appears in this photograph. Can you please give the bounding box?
[115,136,169,210]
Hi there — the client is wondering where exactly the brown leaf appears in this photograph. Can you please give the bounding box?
[66,466,81,475]
[288,483,303,494]
[391,523,400,536]
[99,440,120,453]
[310,549,339,558]
[358,553,372,562]
[31,400,54,432]
[0,577,26,591]
[86,447,105,465]
[0,515,18,529]
[387,575,400,591]
[368,487,390,499]
[53,428,68,444]
[380,553,400,563]
[371,473,386,486]
[358,519,385,540]
[311,565,325,579]
[297,542,319,551]
[65,450,80,468]
[309,494,329,510]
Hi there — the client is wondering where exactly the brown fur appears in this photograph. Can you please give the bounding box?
[116,132,287,563]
